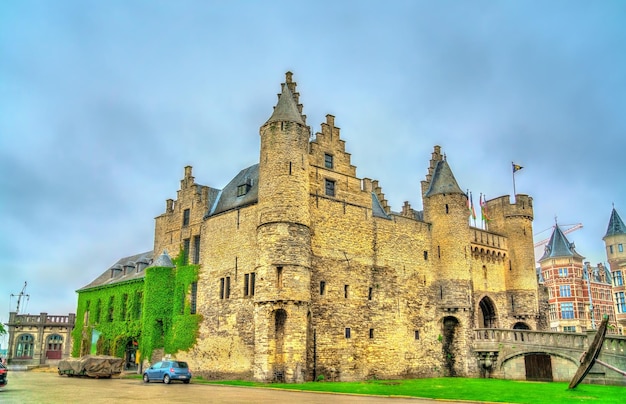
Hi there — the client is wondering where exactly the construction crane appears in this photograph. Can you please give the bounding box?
[534,223,583,247]
[10,281,29,314]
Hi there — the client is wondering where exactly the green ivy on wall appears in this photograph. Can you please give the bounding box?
[72,253,201,362]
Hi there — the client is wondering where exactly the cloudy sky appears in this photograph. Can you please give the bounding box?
[1,0,625,341]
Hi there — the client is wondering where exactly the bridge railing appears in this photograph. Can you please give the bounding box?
[474,328,587,349]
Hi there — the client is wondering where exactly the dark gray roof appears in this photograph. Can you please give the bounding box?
[265,83,305,126]
[539,225,584,262]
[582,263,612,285]
[77,251,153,291]
[208,164,259,216]
[425,160,464,197]
[150,250,175,268]
[603,208,626,239]
[371,193,391,219]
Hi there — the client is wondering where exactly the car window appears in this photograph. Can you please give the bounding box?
[174,361,188,368]
[160,362,170,369]
[151,361,162,369]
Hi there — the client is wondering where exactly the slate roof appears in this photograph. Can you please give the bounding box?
[150,250,175,268]
[603,208,626,239]
[265,83,305,126]
[538,225,584,262]
[425,159,464,197]
[77,250,153,291]
[371,193,391,219]
[582,263,612,285]
[208,164,259,216]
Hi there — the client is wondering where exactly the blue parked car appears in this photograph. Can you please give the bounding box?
[142,360,191,384]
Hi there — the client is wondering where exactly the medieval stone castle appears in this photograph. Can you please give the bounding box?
[62,72,547,383]
[147,72,541,382]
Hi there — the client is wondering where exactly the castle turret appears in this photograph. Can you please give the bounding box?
[254,72,312,382]
[603,207,626,332]
[486,194,538,325]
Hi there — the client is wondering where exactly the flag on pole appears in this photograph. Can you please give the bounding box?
[470,192,476,220]
[512,163,523,173]
[480,194,490,222]
[467,190,471,217]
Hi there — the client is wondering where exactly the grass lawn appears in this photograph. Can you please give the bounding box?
[202,377,626,403]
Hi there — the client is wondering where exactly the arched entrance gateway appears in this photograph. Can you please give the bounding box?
[478,296,497,328]
[442,316,459,376]
[45,334,63,360]
[273,309,287,381]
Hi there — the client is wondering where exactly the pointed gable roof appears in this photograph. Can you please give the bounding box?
[539,224,584,262]
[425,159,464,197]
[265,81,305,126]
[603,208,626,239]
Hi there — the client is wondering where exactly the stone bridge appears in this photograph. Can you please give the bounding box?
[472,328,626,386]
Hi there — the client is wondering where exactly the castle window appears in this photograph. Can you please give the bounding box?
[563,326,576,333]
[244,273,256,297]
[414,330,420,340]
[345,328,351,338]
[344,284,349,298]
[320,280,326,295]
[220,278,224,299]
[135,292,143,319]
[237,183,251,197]
[559,285,571,297]
[183,208,190,227]
[610,245,614,254]
[423,251,428,260]
[220,277,230,299]
[445,204,449,214]
[324,153,334,169]
[107,296,115,322]
[325,179,335,197]
[368,287,373,300]
[277,267,283,289]
[193,235,201,264]
[183,238,190,265]
[558,268,568,277]
[369,328,374,339]
[615,292,625,313]
[190,282,197,314]
[619,244,624,252]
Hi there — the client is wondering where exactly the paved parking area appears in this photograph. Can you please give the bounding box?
[0,370,474,404]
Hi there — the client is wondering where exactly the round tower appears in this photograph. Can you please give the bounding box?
[254,72,312,382]
[603,207,626,332]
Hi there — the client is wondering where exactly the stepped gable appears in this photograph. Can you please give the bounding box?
[539,225,584,262]
[208,164,259,216]
[77,250,153,291]
[603,208,626,239]
[424,158,464,197]
[264,72,305,126]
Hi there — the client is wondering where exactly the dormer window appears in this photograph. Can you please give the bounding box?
[324,153,334,169]
[237,183,251,197]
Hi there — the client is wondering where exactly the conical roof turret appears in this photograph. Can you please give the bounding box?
[424,158,464,197]
[539,224,584,262]
[264,73,305,126]
[149,250,175,268]
[603,208,626,239]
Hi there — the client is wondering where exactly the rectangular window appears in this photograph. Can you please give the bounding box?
[244,273,249,296]
[558,268,568,277]
[193,235,201,264]
[225,276,231,298]
[344,285,349,298]
[277,267,283,289]
[325,179,335,197]
[320,280,326,295]
[237,183,251,197]
[135,292,143,319]
[619,244,624,252]
[415,330,420,340]
[610,245,614,254]
[250,272,255,296]
[613,270,624,287]
[616,292,626,313]
[423,251,428,260]
[107,296,115,322]
[219,278,225,299]
[190,282,197,314]
[563,326,577,333]
[324,153,333,169]
[368,287,373,300]
[121,294,128,320]
[345,328,351,338]
[549,304,556,321]
[183,208,190,227]
[369,328,374,339]
[559,285,571,297]
[561,302,574,319]
[183,238,190,265]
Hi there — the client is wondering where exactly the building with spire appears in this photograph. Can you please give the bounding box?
[72,72,544,382]
[604,208,626,334]
[539,224,617,333]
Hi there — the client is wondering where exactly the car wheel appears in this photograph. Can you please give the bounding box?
[183,380,190,384]
[143,373,149,383]
[163,374,171,384]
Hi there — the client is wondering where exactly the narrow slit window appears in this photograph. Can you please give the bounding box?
[320,280,326,295]
[345,328,351,338]
[277,266,283,289]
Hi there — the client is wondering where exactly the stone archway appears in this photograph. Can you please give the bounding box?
[513,322,531,330]
[478,296,497,328]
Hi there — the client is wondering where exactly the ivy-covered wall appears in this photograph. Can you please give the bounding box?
[72,260,200,362]
[71,280,144,358]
